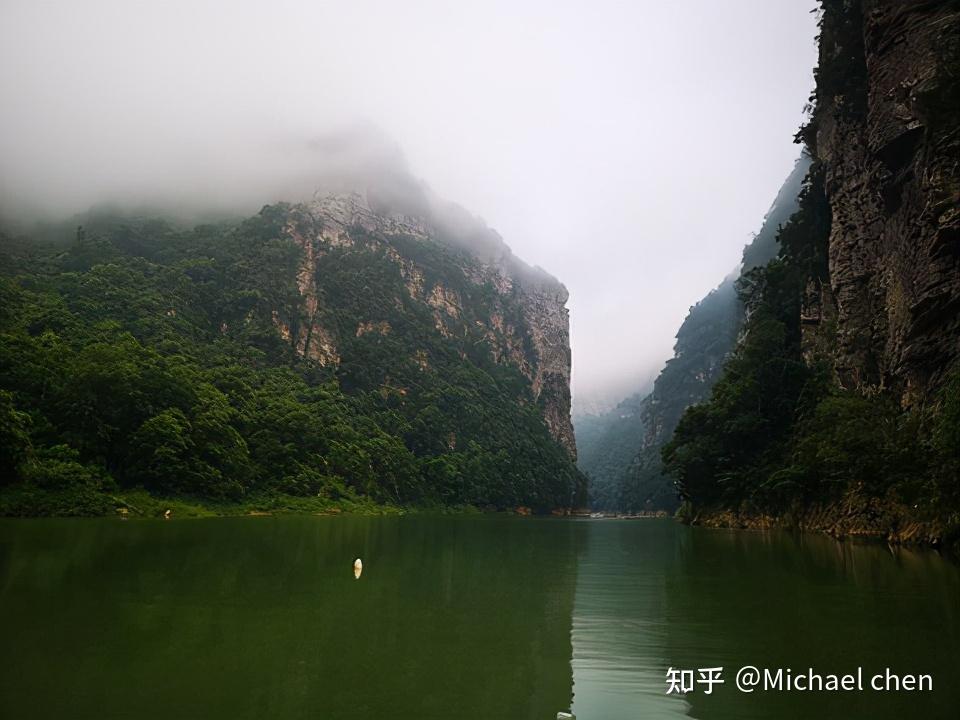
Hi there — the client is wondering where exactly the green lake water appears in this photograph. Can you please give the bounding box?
[0,516,957,719]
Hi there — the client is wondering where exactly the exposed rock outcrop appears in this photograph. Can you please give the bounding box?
[687,493,951,550]
[273,191,578,461]
[804,0,960,403]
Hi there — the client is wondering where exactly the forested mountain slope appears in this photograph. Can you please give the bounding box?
[574,390,647,510]
[0,192,584,515]
[576,156,810,512]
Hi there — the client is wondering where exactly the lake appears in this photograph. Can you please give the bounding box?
[0,516,957,719]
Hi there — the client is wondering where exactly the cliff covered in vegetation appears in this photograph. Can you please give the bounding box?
[0,192,584,515]
[664,0,960,545]
[574,390,648,511]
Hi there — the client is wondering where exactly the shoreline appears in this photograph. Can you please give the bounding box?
[0,486,588,520]
[0,486,426,520]
[680,493,960,553]
[5,486,957,556]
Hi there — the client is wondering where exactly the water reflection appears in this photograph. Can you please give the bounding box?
[569,520,960,720]
[571,519,690,719]
[0,516,585,720]
[0,517,957,720]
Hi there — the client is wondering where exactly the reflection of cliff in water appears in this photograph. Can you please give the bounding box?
[661,528,960,720]
[569,520,960,720]
[0,516,585,720]
[571,520,691,719]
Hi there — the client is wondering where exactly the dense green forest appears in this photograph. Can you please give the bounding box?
[574,391,647,511]
[662,0,960,538]
[0,206,582,515]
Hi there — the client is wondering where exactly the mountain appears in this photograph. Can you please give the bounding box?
[575,155,810,512]
[286,192,578,460]
[574,390,646,510]
[663,0,960,545]
[0,189,584,515]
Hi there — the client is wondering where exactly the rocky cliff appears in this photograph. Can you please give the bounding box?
[662,0,960,546]
[272,191,578,461]
[803,0,960,403]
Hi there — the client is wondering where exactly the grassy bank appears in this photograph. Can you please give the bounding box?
[0,484,487,519]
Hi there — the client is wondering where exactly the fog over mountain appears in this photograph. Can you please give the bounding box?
[0,0,818,412]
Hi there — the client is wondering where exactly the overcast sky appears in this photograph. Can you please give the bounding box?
[0,0,818,413]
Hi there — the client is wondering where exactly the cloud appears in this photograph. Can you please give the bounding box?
[0,0,819,410]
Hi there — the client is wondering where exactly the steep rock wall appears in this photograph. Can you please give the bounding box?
[807,0,960,402]
[273,191,578,460]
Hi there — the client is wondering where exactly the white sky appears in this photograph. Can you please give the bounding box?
[0,0,818,412]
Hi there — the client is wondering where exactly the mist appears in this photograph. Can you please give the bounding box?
[0,0,818,412]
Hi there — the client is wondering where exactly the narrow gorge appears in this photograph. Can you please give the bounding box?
[580,0,960,546]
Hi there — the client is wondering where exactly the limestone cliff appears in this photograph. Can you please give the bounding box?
[803,0,960,403]
[271,191,578,461]
[661,0,960,545]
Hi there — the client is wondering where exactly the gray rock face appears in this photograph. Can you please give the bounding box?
[275,191,578,459]
[519,282,576,459]
[810,0,960,403]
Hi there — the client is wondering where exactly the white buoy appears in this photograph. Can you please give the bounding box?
[353,558,363,580]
